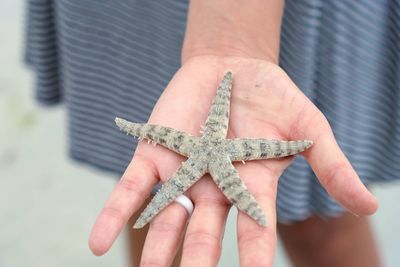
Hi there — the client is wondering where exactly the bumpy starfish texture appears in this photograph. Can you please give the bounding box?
[115,71,313,229]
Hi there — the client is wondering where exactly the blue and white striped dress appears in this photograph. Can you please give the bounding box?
[26,0,400,223]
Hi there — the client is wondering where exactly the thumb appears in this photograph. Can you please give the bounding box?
[297,108,378,216]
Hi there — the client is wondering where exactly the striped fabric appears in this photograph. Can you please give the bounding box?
[25,0,400,223]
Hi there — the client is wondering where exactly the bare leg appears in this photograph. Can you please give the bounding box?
[126,196,182,267]
[278,213,382,267]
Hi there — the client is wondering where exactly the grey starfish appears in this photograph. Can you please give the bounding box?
[115,71,313,229]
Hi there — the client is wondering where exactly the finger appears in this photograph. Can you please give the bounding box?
[299,111,378,215]
[236,162,279,267]
[89,153,159,255]
[180,190,230,266]
[140,201,188,267]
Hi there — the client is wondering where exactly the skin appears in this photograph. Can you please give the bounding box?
[126,196,183,267]
[89,1,380,266]
[115,72,313,229]
[278,214,382,267]
[89,56,378,267]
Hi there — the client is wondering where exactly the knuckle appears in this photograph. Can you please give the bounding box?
[118,153,159,196]
[237,228,269,249]
[117,177,144,196]
[323,161,347,189]
[134,153,159,179]
[184,230,221,252]
[149,220,182,235]
[101,207,125,222]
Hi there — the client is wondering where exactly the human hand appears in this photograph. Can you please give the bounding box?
[89,56,378,266]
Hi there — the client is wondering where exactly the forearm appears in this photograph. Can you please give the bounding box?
[182,0,284,64]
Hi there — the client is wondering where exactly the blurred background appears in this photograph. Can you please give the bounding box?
[1,1,399,267]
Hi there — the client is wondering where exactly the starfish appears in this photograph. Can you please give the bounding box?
[115,71,313,228]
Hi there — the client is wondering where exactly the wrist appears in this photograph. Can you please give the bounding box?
[182,41,279,65]
[181,0,284,65]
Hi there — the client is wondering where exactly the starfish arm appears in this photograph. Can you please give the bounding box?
[115,117,199,156]
[226,138,313,161]
[133,157,208,228]
[203,71,233,139]
[209,157,267,227]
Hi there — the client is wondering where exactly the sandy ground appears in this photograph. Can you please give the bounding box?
[1,1,399,267]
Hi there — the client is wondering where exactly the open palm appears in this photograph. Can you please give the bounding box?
[89,56,377,267]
